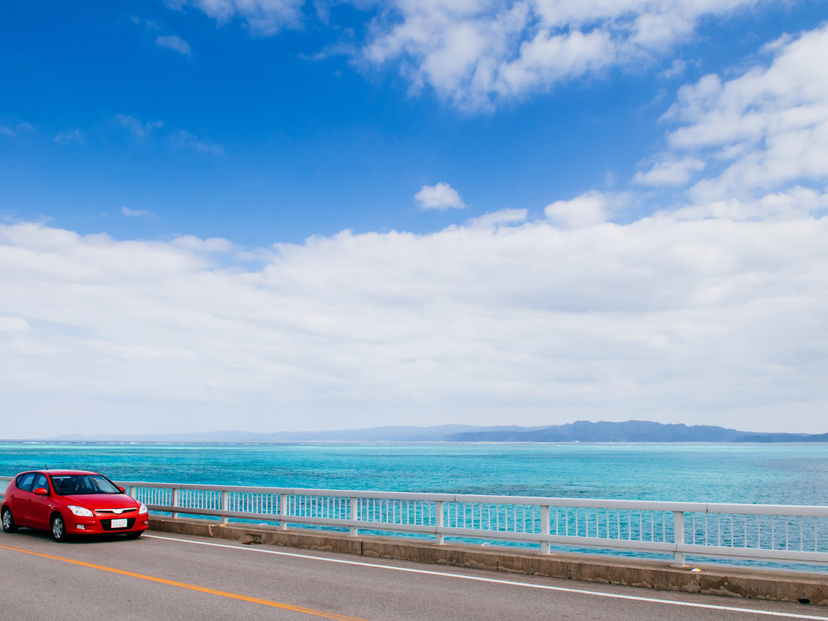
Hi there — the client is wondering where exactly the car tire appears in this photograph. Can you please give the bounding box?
[1,507,17,533]
[51,514,67,542]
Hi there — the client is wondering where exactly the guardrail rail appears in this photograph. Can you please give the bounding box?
[3,476,827,570]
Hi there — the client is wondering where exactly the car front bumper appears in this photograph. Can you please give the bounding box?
[66,515,149,535]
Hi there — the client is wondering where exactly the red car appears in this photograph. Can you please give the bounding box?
[1,469,149,541]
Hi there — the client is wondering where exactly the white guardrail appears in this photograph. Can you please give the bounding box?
[3,476,828,569]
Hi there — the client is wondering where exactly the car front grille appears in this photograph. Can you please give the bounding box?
[100,518,137,531]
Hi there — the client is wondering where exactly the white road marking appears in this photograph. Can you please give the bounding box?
[145,534,828,619]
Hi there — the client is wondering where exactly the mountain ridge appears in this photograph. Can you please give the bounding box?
[43,420,828,443]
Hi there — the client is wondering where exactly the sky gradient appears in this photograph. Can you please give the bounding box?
[1,0,827,438]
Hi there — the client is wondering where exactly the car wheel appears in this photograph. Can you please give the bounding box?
[1,507,17,533]
[51,514,67,542]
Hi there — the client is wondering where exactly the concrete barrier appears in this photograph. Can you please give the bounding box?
[149,516,828,607]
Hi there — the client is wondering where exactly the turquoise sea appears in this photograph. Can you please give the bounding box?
[2,442,828,506]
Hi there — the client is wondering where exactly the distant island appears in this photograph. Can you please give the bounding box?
[46,420,828,444]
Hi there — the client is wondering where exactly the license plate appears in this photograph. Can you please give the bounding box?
[110,518,128,529]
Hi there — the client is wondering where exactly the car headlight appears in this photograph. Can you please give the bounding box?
[138,502,148,515]
[68,505,94,517]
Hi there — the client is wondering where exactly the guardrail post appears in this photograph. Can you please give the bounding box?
[221,490,229,525]
[541,506,551,555]
[673,511,686,567]
[279,494,288,530]
[435,501,445,545]
[350,497,359,536]
[172,487,180,520]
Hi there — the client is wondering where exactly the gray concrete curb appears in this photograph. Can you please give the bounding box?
[149,517,828,607]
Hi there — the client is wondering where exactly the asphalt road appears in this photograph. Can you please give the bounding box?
[1,528,827,621]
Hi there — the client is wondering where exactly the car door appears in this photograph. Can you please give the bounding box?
[9,472,36,526]
[27,473,52,529]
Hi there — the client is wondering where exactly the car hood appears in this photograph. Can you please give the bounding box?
[61,494,140,510]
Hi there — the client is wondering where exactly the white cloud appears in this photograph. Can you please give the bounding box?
[467,208,527,229]
[0,122,34,138]
[633,156,706,186]
[662,58,688,80]
[174,129,224,155]
[2,192,827,436]
[155,34,192,55]
[121,207,156,218]
[0,316,29,332]
[359,0,758,111]
[172,0,759,111]
[414,182,466,209]
[116,114,164,138]
[172,235,235,253]
[54,129,84,145]
[187,0,305,34]
[640,23,828,200]
[544,191,614,229]
[115,116,225,159]
[668,186,828,223]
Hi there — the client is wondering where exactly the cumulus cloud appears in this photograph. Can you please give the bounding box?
[173,0,759,111]
[414,182,466,209]
[633,156,706,186]
[172,235,235,253]
[639,23,828,200]
[357,0,759,110]
[544,191,616,229]
[2,190,827,436]
[467,208,526,229]
[185,0,304,35]
[155,34,192,55]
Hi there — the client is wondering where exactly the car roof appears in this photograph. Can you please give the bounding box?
[18,469,101,476]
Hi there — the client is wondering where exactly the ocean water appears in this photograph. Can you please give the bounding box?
[2,442,828,506]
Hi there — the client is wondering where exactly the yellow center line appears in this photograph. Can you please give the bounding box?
[0,543,368,621]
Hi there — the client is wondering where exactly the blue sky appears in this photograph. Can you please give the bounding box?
[1,0,827,438]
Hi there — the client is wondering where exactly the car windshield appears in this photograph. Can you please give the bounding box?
[50,474,121,496]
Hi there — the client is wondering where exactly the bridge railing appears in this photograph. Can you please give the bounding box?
[3,475,827,570]
[116,480,828,569]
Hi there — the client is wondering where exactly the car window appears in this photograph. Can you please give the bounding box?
[32,473,49,491]
[50,474,121,495]
[16,473,36,492]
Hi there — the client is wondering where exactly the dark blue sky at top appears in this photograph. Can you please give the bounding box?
[1,0,824,246]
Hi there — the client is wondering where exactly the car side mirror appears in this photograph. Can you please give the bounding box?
[118,486,126,493]
[34,487,49,496]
